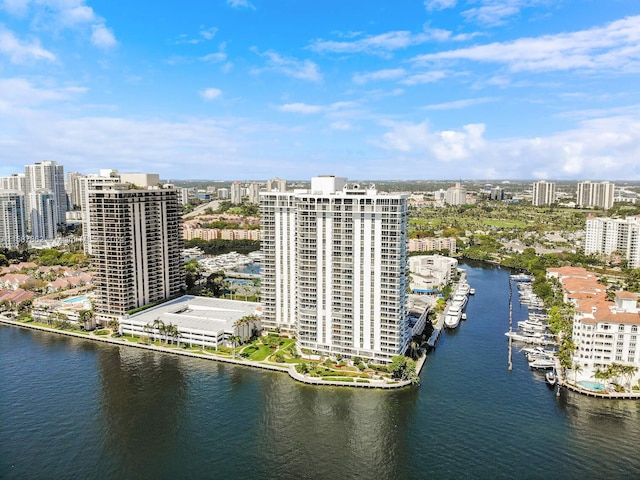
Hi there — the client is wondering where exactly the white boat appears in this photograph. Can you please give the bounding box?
[530,358,555,370]
[545,371,557,386]
[453,293,468,309]
[505,331,556,346]
[461,312,467,320]
[510,273,532,282]
[469,288,476,295]
[457,283,471,296]
[444,304,462,328]
[517,319,548,334]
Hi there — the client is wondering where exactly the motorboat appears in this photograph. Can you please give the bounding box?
[529,358,556,370]
[444,304,462,329]
[469,288,476,295]
[505,331,556,346]
[545,370,557,386]
[517,319,548,334]
[461,312,467,320]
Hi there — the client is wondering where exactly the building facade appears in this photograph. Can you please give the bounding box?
[444,183,467,206]
[89,184,184,321]
[28,190,57,240]
[24,161,66,234]
[577,181,615,210]
[266,177,287,193]
[0,190,27,248]
[532,180,556,206]
[230,182,243,204]
[261,176,410,363]
[584,215,640,268]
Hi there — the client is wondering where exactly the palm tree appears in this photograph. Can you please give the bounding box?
[230,335,242,359]
[152,318,165,344]
[143,323,153,343]
[572,362,583,385]
[78,309,94,330]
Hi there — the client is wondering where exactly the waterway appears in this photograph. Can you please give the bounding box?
[2,261,640,479]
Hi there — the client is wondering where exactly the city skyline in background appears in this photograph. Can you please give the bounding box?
[1,1,640,180]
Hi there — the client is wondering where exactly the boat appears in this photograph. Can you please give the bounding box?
[517,319,548,334]
[457,283,471,296]
[452,293,468,309]
[505,331,556,346]
[545,370,557,386]
[444,304,462,329]
[469,288,476,295]
[461,312,467,320]
[510,273,532,282]
[529,358,556,370]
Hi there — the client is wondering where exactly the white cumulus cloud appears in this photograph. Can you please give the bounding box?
[199,88,222,100]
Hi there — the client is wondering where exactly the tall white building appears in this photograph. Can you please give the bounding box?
[532,180,556,206]
[0,174,26,192]
[247,182,260,204]
[28,190,57,240]
[0,190,27,248]
[88,184,184,321]
[261,176,410,363]
[584,215,640,268]
[577,181,615,210]
[24,161,67,233]
[231,182,243,204]
[266,177,287,192]
[444,182,467,206]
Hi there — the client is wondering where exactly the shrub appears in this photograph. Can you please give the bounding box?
[353,356,362,364]
[274,353,285,363]
[357,362,366,371]
[324,358,333,368]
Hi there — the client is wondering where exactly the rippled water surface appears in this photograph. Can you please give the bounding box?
[2,261,640,479]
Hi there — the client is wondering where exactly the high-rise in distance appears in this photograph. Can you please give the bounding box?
[261,176,410,363]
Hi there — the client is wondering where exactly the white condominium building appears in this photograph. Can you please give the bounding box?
[0,190,27,248]
[266,177,287,193]
[28,190,57,240]
[231,182,243,204]
[577,181,615,210]
[77,171,122,254]
[444,182,467,206]
[24,161,67,233]
[247,182,260,205]
[0,174,26,192]
[88,184,184,321]
[261,176,410,363]
[584,215,640,268]
[532,180,556,206]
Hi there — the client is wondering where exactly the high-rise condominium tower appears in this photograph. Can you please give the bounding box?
[24,161,66,234]
[0,190,27,249]
[532,180,556,206]
[577,181,615,210]
[89,183,184,321]
[261,176,410,363]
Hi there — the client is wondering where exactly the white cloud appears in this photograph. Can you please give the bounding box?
[423,97,497,110]
[200,88,222,100]
[378,115,640,179]
[91,24,117,49]
[330,121,352,131]
[412,15,640,74]
[200,42,227,63]
[352,68,406,85]
[0,77,86,109]
[252,48,321,82]
[461,0,553,27]
[227,0,255,9]
[425,0,457,11]
[279,103,324,114]
[0,26,56,63]
[401,70,448,85]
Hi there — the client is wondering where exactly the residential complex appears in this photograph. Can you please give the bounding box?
[548,266,640,386]
[88,183,184,321]
[532,180,556,206]
[408,237,456,255]
[584,215,640,268]
[577,181,615,210]
[261,175,410,363]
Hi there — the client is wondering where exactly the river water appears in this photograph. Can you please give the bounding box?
[2,261,640,479]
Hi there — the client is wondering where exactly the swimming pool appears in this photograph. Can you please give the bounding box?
[62,295,89,305]
[578,381,606,391]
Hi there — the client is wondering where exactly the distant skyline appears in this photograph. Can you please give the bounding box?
[1,1,639,180]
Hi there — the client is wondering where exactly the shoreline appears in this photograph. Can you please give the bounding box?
[0,317,415,390]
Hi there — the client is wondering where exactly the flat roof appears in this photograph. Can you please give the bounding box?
[127,295,260,333]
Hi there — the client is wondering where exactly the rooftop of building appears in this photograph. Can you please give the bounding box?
[127,295,261,333]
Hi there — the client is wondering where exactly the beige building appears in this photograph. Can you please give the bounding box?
[88,183,184,321]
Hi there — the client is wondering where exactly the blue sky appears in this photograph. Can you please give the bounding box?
[1,0,639,181]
